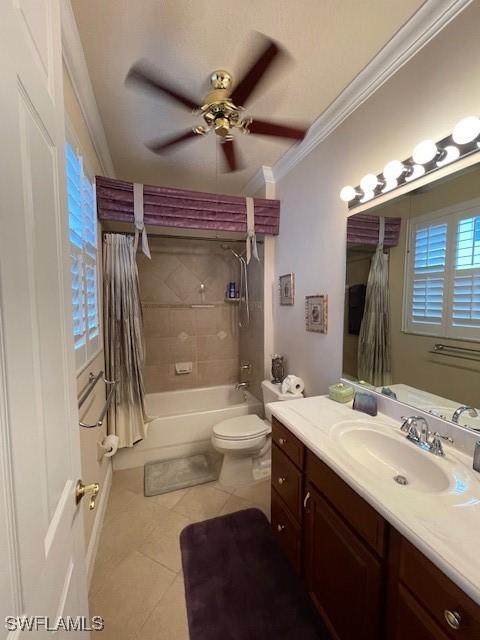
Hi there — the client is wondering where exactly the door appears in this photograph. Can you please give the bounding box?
[0,0,90,637]
[303,484,382,640]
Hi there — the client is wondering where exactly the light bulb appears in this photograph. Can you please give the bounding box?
[436,145,460,167]
[452,116,480,145]
[382,179,398,193]
[360,174,379,192]
[412,140,438,164]
[360,190,374,203]
[383,160,404,181]
[340,185,357,202]
[405,164,425,182]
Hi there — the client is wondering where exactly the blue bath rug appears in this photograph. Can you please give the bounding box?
[144,452,222,497]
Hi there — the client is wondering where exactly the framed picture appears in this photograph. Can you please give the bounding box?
[279,273,295,305]
[305,295,328,333]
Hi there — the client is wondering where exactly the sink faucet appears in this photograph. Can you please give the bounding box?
[400,416,451,457]
[452,405,478,424]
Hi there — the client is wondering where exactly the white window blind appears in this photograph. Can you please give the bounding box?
[404,200,480,340]
[411,223,447,327]
[451,215,480,337]
[65,143,99,369]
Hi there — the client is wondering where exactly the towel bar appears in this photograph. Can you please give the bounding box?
[78,370,116,428]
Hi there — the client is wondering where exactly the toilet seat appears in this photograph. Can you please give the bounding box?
[213,415,270,441]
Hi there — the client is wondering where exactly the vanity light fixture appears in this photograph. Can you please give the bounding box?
[341,114,480,209]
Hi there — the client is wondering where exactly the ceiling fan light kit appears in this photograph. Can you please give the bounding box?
[125,33,308,172]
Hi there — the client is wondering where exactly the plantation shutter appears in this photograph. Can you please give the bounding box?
[65,142,99,369]
[406,221,448,334]
[450,214,480,338]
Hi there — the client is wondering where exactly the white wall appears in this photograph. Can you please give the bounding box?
[274,1,480,396]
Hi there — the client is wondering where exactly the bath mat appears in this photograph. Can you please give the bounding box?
[180,508,330,640]
[144,452,221,497]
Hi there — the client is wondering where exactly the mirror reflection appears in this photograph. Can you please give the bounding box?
[343,163,480,432]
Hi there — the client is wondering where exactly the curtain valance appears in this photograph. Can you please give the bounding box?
[96,176,280,235]
[347,214,401,248]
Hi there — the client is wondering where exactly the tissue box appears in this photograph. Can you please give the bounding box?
[328,383,354,403]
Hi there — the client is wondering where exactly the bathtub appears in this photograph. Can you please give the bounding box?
[112,385,264,470]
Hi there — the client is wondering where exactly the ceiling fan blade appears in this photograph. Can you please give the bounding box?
[220,139,243,172]
[146,129,201,154]
[230,34,283,108]
[248,119,307,140]
[126,60,199,111]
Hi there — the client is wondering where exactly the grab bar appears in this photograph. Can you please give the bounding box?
[429,343,480,363]
[78,371,117,428]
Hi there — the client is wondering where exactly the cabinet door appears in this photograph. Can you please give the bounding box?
[393,585,450,640]
[303,484,382,640]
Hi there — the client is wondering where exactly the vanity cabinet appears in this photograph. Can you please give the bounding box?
[270,416,480,640]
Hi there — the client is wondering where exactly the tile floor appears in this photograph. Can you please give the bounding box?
[89,466,271,639]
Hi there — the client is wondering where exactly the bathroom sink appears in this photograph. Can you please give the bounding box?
[331,421,451,493]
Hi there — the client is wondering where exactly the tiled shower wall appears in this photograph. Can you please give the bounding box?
[138,237,243,393]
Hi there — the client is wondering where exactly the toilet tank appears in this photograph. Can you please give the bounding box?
[261,380,303,422]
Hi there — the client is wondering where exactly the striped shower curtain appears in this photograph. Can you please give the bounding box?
[104,233,150,447]
[357,218,392,387]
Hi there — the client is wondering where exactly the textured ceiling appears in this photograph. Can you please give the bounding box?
[72,0,425,195]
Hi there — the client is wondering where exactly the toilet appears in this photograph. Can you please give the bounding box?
[211,380,304,486]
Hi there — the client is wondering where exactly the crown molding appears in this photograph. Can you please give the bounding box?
[270,0,473,184]
[60,0,115,178]
[243,165,275,196]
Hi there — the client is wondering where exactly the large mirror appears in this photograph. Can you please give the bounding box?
[343,163,480,432]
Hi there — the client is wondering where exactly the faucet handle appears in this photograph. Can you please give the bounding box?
[433,431,454,444]
[430,434,445,457]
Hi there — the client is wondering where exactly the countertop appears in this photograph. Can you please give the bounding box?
[268,395,480,605]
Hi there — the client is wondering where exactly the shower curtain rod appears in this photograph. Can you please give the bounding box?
[102,230,264,245]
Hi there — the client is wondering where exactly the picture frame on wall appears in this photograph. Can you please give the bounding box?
[279,273,295,305]
[305,294,328,333]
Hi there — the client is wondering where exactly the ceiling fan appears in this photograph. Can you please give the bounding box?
[125,33,308,172]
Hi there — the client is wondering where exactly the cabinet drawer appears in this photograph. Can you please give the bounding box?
[398,535,480,639]
[272,417,304,469]
[271,488,301,575]
[271,444,303,522]
[306,450,386,556]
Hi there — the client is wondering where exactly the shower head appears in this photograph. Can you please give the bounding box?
[221,243,242,260]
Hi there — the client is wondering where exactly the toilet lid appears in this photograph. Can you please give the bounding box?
[213,415,270,441]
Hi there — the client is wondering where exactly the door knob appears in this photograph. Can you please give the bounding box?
[75,480,100,511]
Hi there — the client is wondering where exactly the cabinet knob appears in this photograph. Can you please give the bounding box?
[279,437,287,445]
[444,610,461,630]
[277,524,285,532]
[277,477,286,485]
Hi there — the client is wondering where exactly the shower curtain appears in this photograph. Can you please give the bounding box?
[104,233,150,447]
[357,217,392,387]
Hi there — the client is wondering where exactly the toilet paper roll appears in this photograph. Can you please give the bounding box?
[281,375,305,395]
[101,434,120,458]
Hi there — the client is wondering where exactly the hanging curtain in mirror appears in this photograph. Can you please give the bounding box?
[357,217,392,387]
[103,233,151,447]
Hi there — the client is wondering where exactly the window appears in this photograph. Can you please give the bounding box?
[65,142,99,369]
[404,198,480,340]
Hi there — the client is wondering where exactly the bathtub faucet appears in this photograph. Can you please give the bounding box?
[235,382,249,391]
